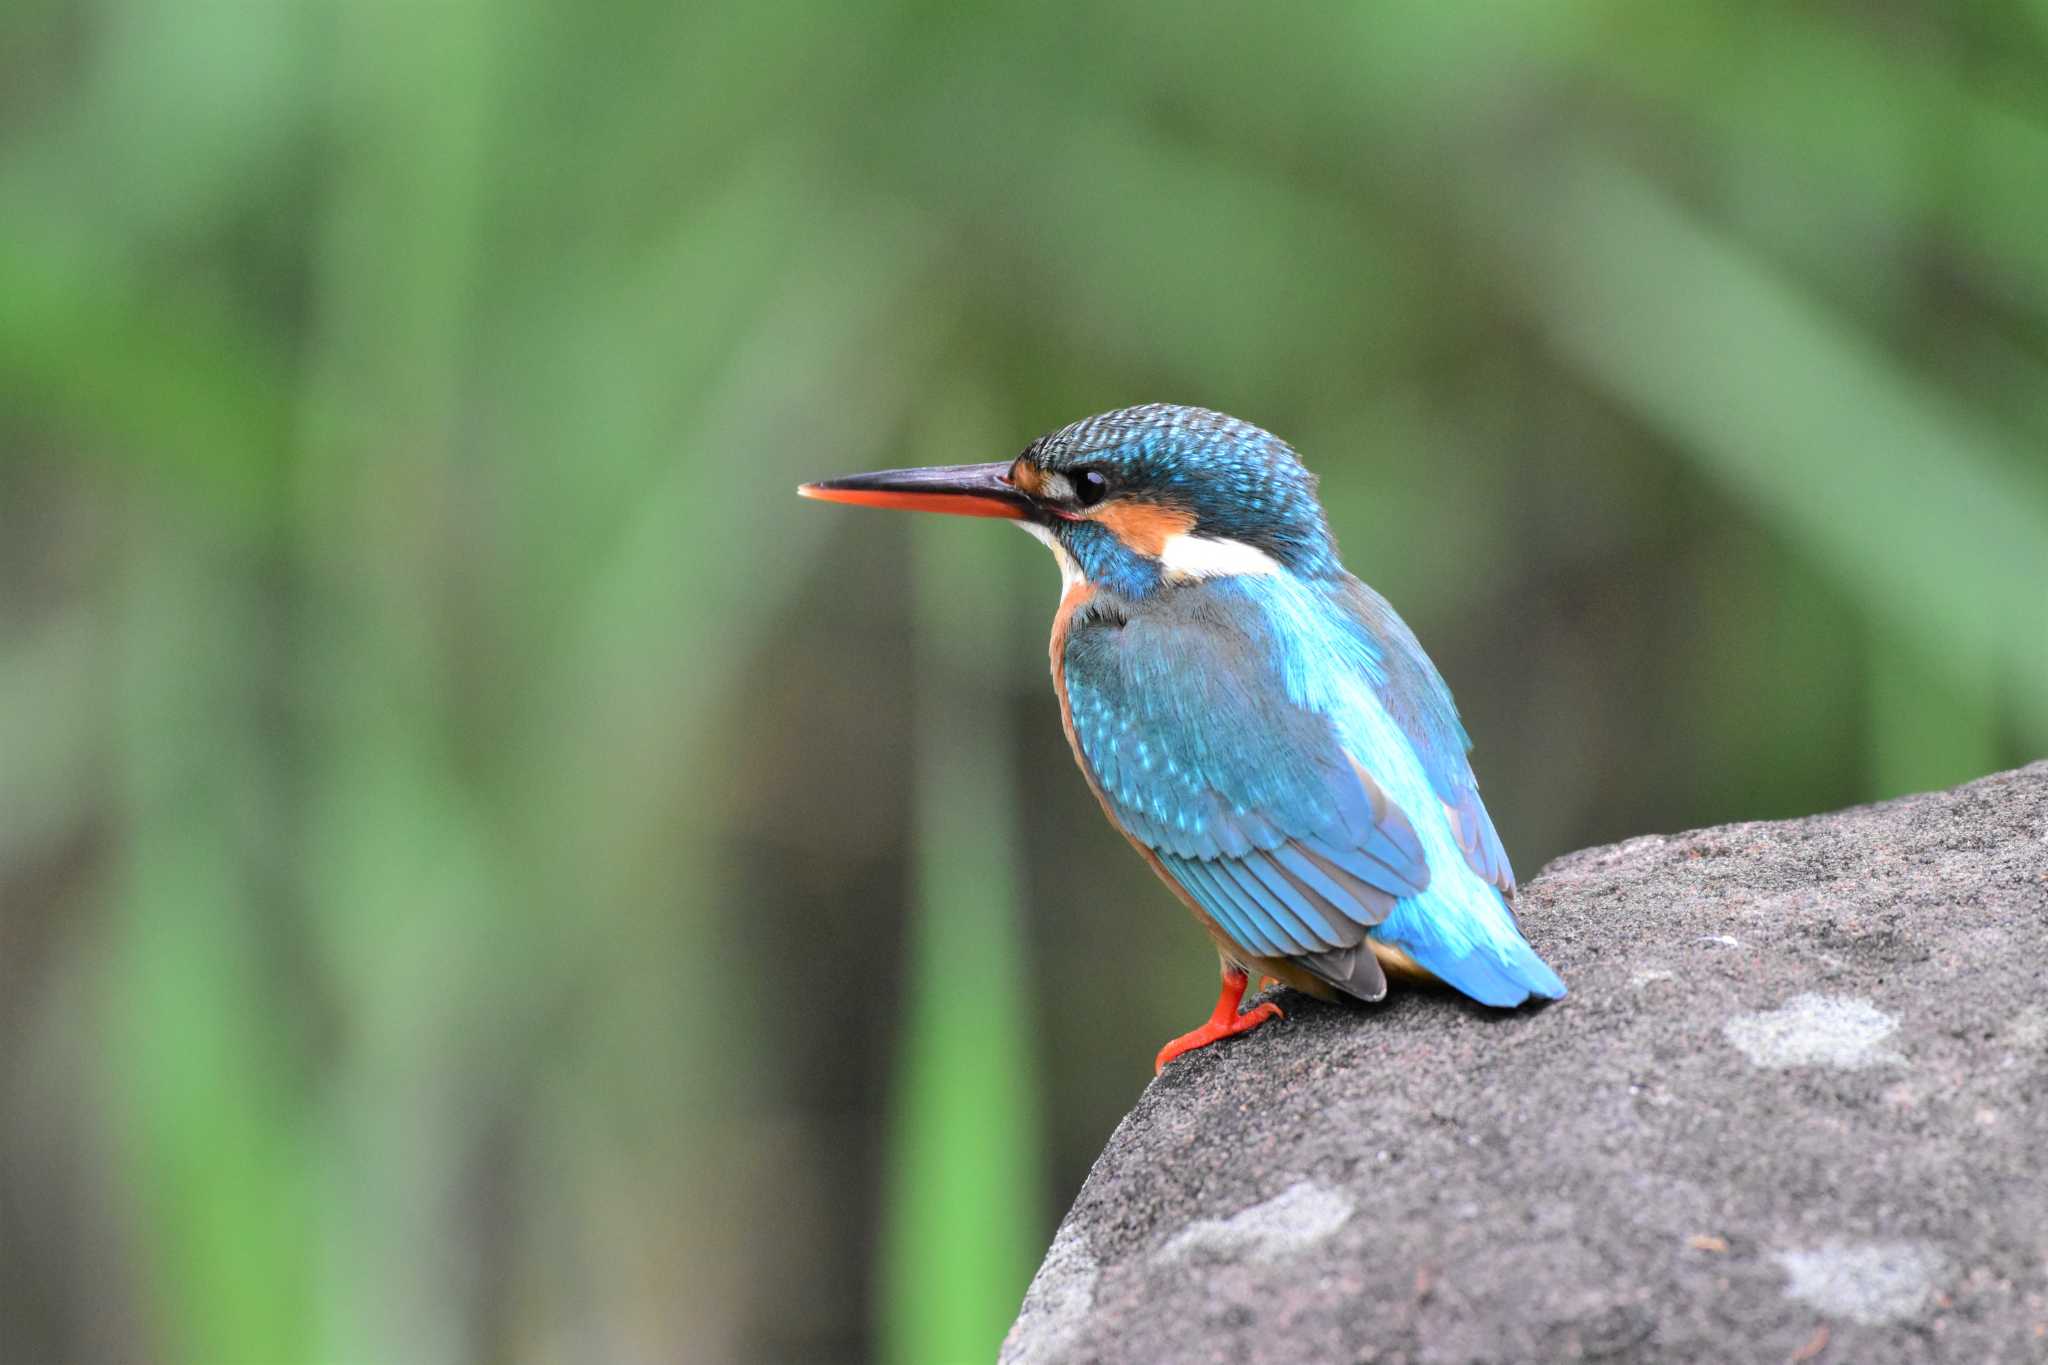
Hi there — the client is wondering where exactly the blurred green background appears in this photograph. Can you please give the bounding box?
[3,1,2046,1361]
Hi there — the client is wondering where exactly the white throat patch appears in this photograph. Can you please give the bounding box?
[1016,520,1085,595]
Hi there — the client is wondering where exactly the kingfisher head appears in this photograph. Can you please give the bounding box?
[799,404,1339,597]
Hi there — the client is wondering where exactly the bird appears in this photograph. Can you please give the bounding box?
[799,404,1565,1073]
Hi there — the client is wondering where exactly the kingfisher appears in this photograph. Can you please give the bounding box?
[800,405,1565,1073]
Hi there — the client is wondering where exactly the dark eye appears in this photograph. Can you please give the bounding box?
[1073,468,1111,507]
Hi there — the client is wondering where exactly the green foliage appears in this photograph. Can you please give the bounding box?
[1,1,2043,1361]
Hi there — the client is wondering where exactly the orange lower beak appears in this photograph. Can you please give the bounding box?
[798,461,1032,520]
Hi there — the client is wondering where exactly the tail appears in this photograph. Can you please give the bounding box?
[1373,890,1567,1008]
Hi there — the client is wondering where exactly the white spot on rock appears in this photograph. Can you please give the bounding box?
[1697,934,1742,948]
[2007,1005,2048,1053]
[1774,1241,1945,1325]
[1159,1180,1354,1263]
[999,1221,1098,1365]
[1630,967,1675,989]
[1722,994,1903,1070]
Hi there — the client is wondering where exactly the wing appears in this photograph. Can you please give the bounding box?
[1061,592,1431,1000]
[1335,576,1516,899]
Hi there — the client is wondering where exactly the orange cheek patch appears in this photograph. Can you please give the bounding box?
[1091,501,1196,557]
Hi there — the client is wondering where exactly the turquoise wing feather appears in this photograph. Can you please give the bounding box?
[1336,577,1516,898]
[1061,590,1430,1000]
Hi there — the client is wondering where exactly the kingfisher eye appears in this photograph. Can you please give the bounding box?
[1073,468,1111,507]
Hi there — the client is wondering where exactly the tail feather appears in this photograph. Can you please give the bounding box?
[1298,942,1390,1003]
[1416,944,1528,1007]
[1375,890,1568,1007]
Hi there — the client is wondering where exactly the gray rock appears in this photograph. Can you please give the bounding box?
[1002,763,2048,1364]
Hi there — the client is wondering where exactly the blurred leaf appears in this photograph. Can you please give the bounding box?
[108,527,314,1364]
[1868,623,2001,800]
[0,217,292,522]
[1607,12,2048,314]
[1512,149,2048,739]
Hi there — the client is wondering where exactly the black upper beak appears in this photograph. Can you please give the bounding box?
[797,461,1034,520]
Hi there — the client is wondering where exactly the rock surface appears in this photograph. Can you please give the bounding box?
[1002,764,2048,1364]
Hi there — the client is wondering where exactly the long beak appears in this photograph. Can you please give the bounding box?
[797,461,1033,520]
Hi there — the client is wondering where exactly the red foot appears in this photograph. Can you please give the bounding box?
[1154,966,1285,1074]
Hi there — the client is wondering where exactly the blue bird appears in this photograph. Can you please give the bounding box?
[800,405,1565,1072]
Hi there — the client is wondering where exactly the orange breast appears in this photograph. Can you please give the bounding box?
[1047,579,1093,758]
